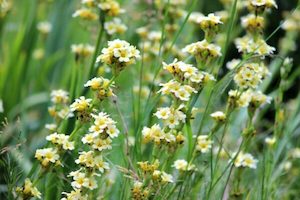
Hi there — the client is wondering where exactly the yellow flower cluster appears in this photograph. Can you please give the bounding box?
[48,89,74,121]
[162,59,215,86]
[142,124,184,148]
[68,169,98,190]
[172,159,195,171]
[104,17,127,35]
[210,111,226,122]
[63,110,119,198]
[72,8,98,20]
[233,63,265,89]
[46,132,75,150]
[235,36,275,57]
[51,89,69,104]
[84,77,114,100]
[70,96,92,112]
[131,159,173,199]
[37,21,52,35]
[282,10,300,32]
[0,0,11,19]
[75,151,109,172]
[97,39,140,74]
[231,0,275,114]
[82,112,119,150]
[154,105,186,129]
[73,0,124,22]
[158,80,197,102]
[196,135,213,153]
[241,14,264,34]
[228,89,271,108]
[131,181,150,200]
[198,13,223,37]
[61,189,88,200]
[98,0,124,16]
[248,0,278,13]
[71,43,95,59]
[233,152,258,169]
[35,148,61,167]
[16,178,41,199]
[155,0,186,20]
[183,39,222,65]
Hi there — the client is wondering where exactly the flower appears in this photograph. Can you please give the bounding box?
[241,14,264,33]
[35,148,61,167]
[71,44,95,58]
[226,59,241,70]
[69,170,90,189]
[233,63,264,89]
[173,159,195,171]
[183,40,222,61]
[37,21,52,34]
[196,135,213,153]
[142,124,164,144]
[51,89,69,104]
[198,13,223,31]
[235,36,275,57]
[46,132,75,150]
[248,0,278,11]
[154,106,186,129]
[104,18,127,35]
[84,77,114,100]
[70,96,92,112]
[45,123,57,132]
[98,1,125,16]
[158,80,197,102]
[265,136,276,146]
[210,111,226,122]
[72,8,98,20]
[242,153,258,169]
[232,152,258,169]
[62,189,88,200]
[97,39,140,72]
[16,178,41,199]
[161,172,174,183]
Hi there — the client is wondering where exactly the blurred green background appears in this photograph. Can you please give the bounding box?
[1,0,300,199]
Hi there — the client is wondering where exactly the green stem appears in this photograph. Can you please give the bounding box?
[87,16,105,80]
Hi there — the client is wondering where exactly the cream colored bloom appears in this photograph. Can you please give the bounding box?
[196,135,213,153]
[98,1,125,16]
[37,21,52,34]
[72,8,98,20]
[97,39,140,68]
[226,59,241,70]
[46,132,75,150]
[71,44,95,57]
[35,148,60,167]
[161,172,174,183]
[69,170,90,189]
[242,153,258,169]
[173,159,188,171]
[104,18,127,35]
[16,178,41,199]
[210,111,226,122]
[183,40,222,59]
[142,124,164,144]
[265,136,276,146]
[232,152,258,169]
[51,89,69,104]
[70,96,92,112]
[172,159,195,171]
[45,123,57,131]
[62,189,88,200]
